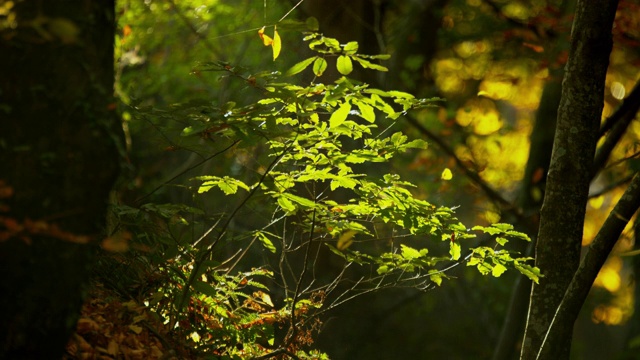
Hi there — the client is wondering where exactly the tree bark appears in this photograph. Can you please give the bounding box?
[0,1,119,358]
[536,173,640,359]
[492,71,562,360]
[520,1,619,359]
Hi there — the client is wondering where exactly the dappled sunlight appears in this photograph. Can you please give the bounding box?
[594,257,623,293]
[456,98,503,135]
[591,281,635,326]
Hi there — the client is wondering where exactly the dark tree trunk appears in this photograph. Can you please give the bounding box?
[0,1,119,358]
[520,0,619,359]
[491,71,562,360]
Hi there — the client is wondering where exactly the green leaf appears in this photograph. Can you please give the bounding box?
[343,41,358,55]
[329,102,351,128]
[196,176,249,195]
[429,271,443,286]
[400,244,422,260]
[277,196,296,212]
[282,193,317,208]
[476,262,492,275]
[492,263,507,277]
[506,230,530,241]
[355,101,375,122]
[285,56,316,76]
[218,180,238,195]
[492,223,514,231]
[403,139,428,149]
[471,225,502,235]
[388,90,415,99]
[256,232,277,253]
[449,241,461,260]
[495,237,508,246]
[377,264,390,275]
[337,55,353,75]
[368,54,392,60]
[330,175,358,190]
[181,123,210,136]
[352,56,388,72]
[313,57,328,76]
[515,263,543,284]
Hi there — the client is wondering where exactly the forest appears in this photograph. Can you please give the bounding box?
[1,0,640,359]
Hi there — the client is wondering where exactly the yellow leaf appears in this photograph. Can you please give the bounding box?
[190,331,201,343]
[258,26,272,46]
[128,325,143,334]
[441,168,453,180]
[337,230,357,250]
[272,27,281,60]
[255,291,274,307]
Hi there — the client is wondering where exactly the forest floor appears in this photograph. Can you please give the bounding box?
[63,283,191,360]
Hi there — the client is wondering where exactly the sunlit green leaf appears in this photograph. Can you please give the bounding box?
[343,41,358,54]
[256,231,277,253]
[337,55,353,75]
[401,244,422,260]
[277,196,296,212]
[352,56,388,72]
[429,271,443,286]
[449,241,461,260]
[329,102,351,128]
[492,263,507,277]
[355,101,375,122]
[515,263,543,284]
[281,193,317,208]
[285,56,316,76]
[377,264,390,274]
[313,57,328,76]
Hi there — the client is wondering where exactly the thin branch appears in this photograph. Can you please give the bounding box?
[166,0,221,56]
[135,140,240,203]
[537,172,640,359]
[253,347,301,360]
[592,80,640,178]
[599,80,640,136]
[174,144,291,320]
[286,208,317,347]
[588,173,635,199]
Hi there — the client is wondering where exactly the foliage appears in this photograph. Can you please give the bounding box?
[103,16,542,358]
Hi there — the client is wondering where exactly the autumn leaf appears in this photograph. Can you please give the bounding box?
[337,230,357,250]
[258,26,273,46]
[441,168,453,180]
[258,26,282,60]
[272,26,281,60]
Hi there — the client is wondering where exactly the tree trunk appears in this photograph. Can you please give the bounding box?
[520,1,619,359]
[0,1,119,358]
[492,70,562,360]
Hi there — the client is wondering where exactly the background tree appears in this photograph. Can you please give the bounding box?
[0,1,120,358]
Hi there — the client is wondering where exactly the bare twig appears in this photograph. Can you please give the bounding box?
[599,80,640,137]
[252,347,301,360]
[166,0,221,56]
[135,140,240,203]
[593,80,640,178]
